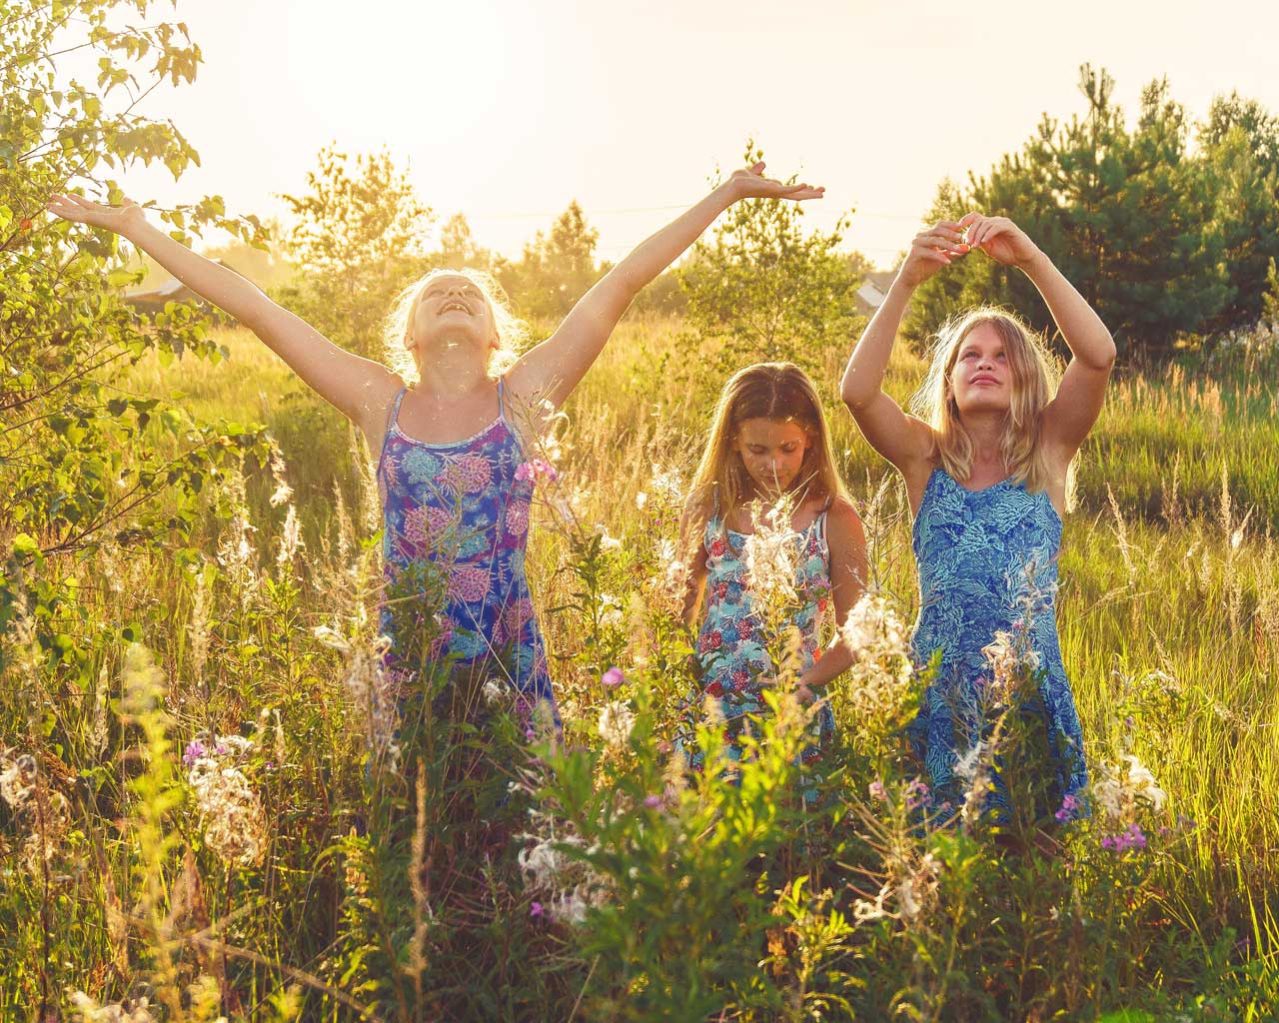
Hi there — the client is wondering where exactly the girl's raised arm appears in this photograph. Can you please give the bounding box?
[506,163,823,409]
[959,213,1116,461]
[840,222,965,473]
[46,194,400,444]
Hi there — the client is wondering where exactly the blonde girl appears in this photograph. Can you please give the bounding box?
[840,212,1117,822]
[48,163,824,730]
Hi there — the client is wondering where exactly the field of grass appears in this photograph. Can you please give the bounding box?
[3,316,1276,1020]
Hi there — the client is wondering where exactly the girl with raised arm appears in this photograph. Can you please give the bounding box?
[840,213,1116,824]
[48,163,823,733]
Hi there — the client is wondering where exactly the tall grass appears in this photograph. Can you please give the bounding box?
[2,317,1275,1019]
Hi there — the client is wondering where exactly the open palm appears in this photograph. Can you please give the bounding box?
[46,192,146,234]
[728,161,824,202]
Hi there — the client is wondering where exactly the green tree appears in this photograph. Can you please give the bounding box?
[677,141,865,382]
[1,1,267,1009]
[432,211,492,271]
[909,66,1230,356]
[278,146,433,356]
[500,200,601,320]
[1,0,265,566]
[1197,94,1279,330]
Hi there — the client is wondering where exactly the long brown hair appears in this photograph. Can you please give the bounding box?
[911,306,1075,508]
[688,362,851,531]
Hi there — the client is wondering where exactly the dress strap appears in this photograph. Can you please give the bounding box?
[815,496,833,547]
[496,375,508,421]
[376,387,409,478]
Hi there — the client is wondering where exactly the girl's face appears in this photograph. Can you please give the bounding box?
[734,417,812,496]
[409,275,498,365]
[949,322,1012,415]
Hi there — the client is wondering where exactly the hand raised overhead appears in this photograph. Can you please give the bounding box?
[897,220,970,288]
[725,161,825,202]
[960,212,1041,269]
[46,192,147,235]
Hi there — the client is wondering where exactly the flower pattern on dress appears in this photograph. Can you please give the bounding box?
[679,505,836,771]
[906,467,1087,818]
[376,383,557,720]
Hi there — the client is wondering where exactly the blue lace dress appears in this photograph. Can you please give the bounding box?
[679,503,836,772]
[906,467,1087,818]
[375,380,558,729]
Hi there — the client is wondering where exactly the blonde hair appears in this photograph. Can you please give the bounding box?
[911,306,1074,508]
[688,362,852,531]
[383,267,527,382]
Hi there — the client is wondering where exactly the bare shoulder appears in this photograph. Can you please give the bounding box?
[355,370,410,452]
[825,497,866,540]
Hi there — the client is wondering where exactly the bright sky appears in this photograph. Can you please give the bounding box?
[121,0,1279,269]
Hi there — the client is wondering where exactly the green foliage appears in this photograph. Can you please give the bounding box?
[498,199,603,320]
[277,146,433,357]
[678,141,866,385]
[907,66,1238,356]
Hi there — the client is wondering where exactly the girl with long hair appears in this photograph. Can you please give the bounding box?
[840,212,1117,823]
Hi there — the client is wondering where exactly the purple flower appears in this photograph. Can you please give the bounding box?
[868,780,887,802]
[644,794,662,809]
[905,778,930,811]
[530,901,544,918]
[515,462,534,483]
[601,667,625,688]
[1101,823,1148,853]
[182,740,206,766]
[1055,794,1080,823]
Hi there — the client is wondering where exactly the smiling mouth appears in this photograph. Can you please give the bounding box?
[439,301,471,315]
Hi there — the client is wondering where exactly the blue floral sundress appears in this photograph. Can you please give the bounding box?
[907,466,1087,819]
[375,379,557,725]
[679,500,836,771]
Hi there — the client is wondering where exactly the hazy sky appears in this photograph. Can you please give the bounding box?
[119,0,1279,269]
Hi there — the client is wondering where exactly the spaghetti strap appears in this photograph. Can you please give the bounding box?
[496,375,508,421]
[376,387,408,477]
[816,497,833,548]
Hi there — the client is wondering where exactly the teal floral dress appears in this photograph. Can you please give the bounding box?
[679,500,836,771]
[907,467,1087,819]
[375,381,557,729]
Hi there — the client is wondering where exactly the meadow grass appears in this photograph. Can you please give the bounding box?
[3,317,1275,1019]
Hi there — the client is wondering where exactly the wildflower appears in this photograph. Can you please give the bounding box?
[182,740,207,767]
[601,666,625,688]
[70,992,157,1022]
[1055,793,1081,824]
[868,779,887,802]
[515,458,559,483]
[187,740,268,868]
[980,629,1040,704]
[954,741,986,783]
[530,901,544,918]
[635,491,648,510]
[276,503,304,567]
[840,593,916,747]
[1092,754,1167,821]
[597,701,635,749]
[1101,823,1148,853]
[598,593,623,625]
[644,794,663,810]
[905,778,930,812]
[482,678,506,706]
[743,499,800,615]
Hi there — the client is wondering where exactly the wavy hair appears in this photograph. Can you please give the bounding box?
[911,306,1074,508]
[383,267,526,382]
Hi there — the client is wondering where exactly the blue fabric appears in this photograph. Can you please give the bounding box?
[906,467,1087,819]
[679,504,836,775]
[375,381,557,726]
